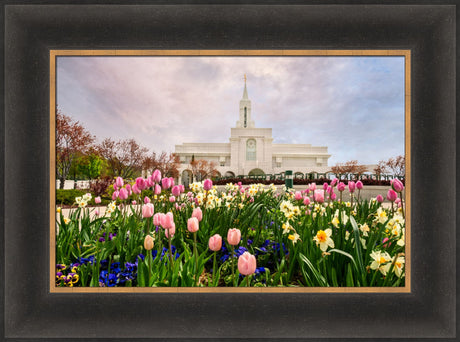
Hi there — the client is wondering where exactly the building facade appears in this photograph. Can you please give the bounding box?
[175,79,331,185]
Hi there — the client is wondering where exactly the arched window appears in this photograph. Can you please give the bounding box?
[244,107,247,128]
[246,139,256,161]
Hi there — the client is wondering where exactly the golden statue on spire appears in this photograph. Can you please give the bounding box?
[244,74,247,83]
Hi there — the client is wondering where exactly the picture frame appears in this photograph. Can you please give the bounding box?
[2,2,456,340]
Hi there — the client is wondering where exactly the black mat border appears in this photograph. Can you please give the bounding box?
[2,2,457,341]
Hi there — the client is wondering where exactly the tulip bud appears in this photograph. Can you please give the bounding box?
[161,177,171,190]
[227,228,241,246]
[313,189,325,203]
[330,192,337,201]
[165,223,175,238]
[135,177,146,191]
[154,184,162,195]
[160,212,174,229]
[303,197,311,206]
[323,182,328,190]
[192,207,203,222]
[337,182,346,192]
[144,235,154,250]
[208,234,222,251]
[169,196,175,203]
[348,181,356,193]
[391,178,404,192]
[95,196,101,204]
[331,178,338,187]
[132,183,141,195]
[153,213,163,226]
[308,183,317,192]
[376,194,384,203]
[238,252,257,276]
[112,191,119,201]
[203,179,213,191]
[387,189,398,202]
[187,217,199,233]
[294,191,302,201]
[142,203,154,218]
[126,184,132,196]
[116,176,124,189]
[152,169,162,183]
[144,196,151,204]
[356,180,363,190]
[172,185,181,197]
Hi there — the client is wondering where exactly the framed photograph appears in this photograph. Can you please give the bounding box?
[51,50,410,294]
[3,2,456,340]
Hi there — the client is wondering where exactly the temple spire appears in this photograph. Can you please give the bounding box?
[242,74,249,99]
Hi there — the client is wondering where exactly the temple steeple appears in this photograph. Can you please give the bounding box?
[236,75,255,128]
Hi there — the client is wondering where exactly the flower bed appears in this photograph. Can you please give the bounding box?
[56,173,406,288]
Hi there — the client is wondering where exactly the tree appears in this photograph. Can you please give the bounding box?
[143,151,180,179]
[380,155,405,177]
[56,110,95,189]
[189,159,219,182]
[76,150,105,180]
[97,138,149,179]
[330,160,367,179]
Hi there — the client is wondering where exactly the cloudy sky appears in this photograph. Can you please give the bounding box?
[57,55,405,165]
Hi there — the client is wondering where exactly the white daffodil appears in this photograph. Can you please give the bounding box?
[331,216,340,228]
[393,255,405,278]
[359,223,370,237]
[370,250,392,275]
[313,229,334,252]
[288,233,301,244]
[376,207,388,224]
[282,222,292,234]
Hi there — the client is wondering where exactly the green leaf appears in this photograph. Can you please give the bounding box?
[349,216,367,286]
[299,253,328,287]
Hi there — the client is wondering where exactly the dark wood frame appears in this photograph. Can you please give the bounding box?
[2,2,456,340]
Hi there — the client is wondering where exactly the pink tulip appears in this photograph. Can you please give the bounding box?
[154,184,161,195]
[331,178,338,187]
[303,197,311,206]
[313,189,325,203]
[135,177,146,191]
[95,196,101,204]
[169,177,175,187]
[142,203,154,218]
[391,178,404,192]
[132,200,137,205]
[187,217,199,233]
[382,237,391,248]
[112,191,119,200]
[161,177,171,190]
[330,192,337,201]
[165,223,175,238]
[192,207,203,222]
[294,191,302,201]
[348,181,356,193]
[95,209,99,216]
[308,183,317,192]
[175,203,180,210]
[152,169,162,183]
[337,182,346,192]
[203,178,213,191]
[179,184,185,193]
[160,212,174,229]
[172,185,181,197]
[126,184,132,196]
[116,176,124,189]
[118,188,128,200]
[227,228,241,246]
[326,185,332,194]
[356,180,363,190]
[132,183,141,194]
[387,189,398,202]
[146,176,154,188]
[144,196,151,204]
[208,234,222,251]
[153,213,163,226]
[376,194,384,203]
[113,183,118,191]
[323,182,329,190]
[238,252,257,276]
[169,196,176,203]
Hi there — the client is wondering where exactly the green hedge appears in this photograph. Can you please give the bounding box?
[56,189,87,206]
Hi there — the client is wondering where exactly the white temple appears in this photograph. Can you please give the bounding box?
[175,76,331,185]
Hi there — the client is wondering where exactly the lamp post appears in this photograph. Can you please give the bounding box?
[285,170,293,189]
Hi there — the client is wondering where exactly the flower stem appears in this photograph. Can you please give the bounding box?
[212,252,217,286]
[399,192,405,219]
[168,235,173,271]
[230,245,235,286]
[193,232,198,286]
